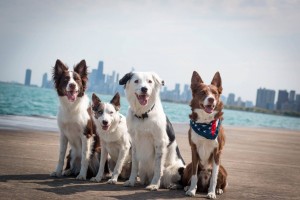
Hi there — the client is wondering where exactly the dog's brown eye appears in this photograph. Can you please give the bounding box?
[109,111,113,114]
[134,80,139,83]
[148,80,152,83]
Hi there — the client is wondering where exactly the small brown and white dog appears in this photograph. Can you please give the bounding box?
[119,72,185,190]
[182,162,227,194]
[90,92,132,184]
[185,71,226,198]
[50,59,101,180]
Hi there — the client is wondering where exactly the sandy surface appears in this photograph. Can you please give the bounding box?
[0,123,300,200]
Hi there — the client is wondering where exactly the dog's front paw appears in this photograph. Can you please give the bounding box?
[107,178,117,184]
[123,180,135,187]
[207,192,217,199]
[76,174,86,180]
[216,188,224,195]
[186,189,196,197]
[167,183,182,190]
[184,186,190,192]
[146,184,159,191]
[50,171,62,177]
[62,169,72,176]
[90,176,102,182]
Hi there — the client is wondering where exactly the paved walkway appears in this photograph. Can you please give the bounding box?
[0,124,300,199]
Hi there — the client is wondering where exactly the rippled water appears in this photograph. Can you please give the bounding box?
[0,82,299,131]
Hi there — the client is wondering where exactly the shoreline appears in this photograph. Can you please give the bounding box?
[1,114,300,133]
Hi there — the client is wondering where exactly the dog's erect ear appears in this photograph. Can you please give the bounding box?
[52,59,68,85]
[92,93,101,111]
[211,71,222,94]
[110,92,120,111]
[152,72,164,86]
[74,60,88,78]
[119,72,133,86]
[191,71,203,85]
[190,71,203,94]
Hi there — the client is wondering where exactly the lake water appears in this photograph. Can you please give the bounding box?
[0,82,299,131]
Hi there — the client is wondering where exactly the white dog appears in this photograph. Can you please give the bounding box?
[119,71,185,190]
[50,59,101,180]
[90,92,131,184]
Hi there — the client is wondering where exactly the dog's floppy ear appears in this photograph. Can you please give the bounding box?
[152,72,164,86]
[119,72,133,86]
[190,71,203,94]
[92,93,101,111]
[110,92,120,111]
[52,59,68,87]
[211,71,222,94]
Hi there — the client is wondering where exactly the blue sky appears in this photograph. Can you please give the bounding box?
[0,0,299,103]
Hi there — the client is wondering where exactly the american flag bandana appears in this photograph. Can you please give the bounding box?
[190,119,221,140]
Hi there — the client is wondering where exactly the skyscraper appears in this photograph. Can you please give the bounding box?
[24,69,31,86]
[276,90,289,110]
[227,93,235,106]
[42,73,48,88]
[289,90,296,102]
[256,88,275,110]
[97,61,104,84]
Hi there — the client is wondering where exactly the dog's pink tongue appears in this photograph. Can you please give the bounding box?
[204,106,213,114]
[66,91,78,102]
[138,95,148,106]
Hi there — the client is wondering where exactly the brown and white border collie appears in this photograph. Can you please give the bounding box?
[185,71,226,199]
[50,59,101,180]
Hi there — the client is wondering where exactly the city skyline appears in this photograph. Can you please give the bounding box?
[20,64,300,113]
[1,1,300,103]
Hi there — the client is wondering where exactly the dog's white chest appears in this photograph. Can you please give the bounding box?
[191,130,218,168]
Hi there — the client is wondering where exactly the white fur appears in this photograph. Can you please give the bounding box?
[187,111,220,199]
[123,72,185,190]
[50,85,95,180]
[91,102,131,184]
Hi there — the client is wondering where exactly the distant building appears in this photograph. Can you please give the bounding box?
[96,61,104,84]
[256,88,275,110]
[289,90,296,102]
[24,69,31,86]
[276,90,289,111]
[296,94,300,112]
[42,73,48,88]
[227,93,235,106]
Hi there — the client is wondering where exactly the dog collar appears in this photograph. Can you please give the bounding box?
[190,119,221,140]
[134,104,155,119]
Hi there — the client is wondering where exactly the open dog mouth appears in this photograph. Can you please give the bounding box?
[204,104,215,114]
[102,125,110,131]
[135,93,149,106]
[66,90,79,102]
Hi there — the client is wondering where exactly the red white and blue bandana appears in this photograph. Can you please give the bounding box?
[190,119,221,140]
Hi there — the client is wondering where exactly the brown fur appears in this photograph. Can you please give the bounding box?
[186,71,227,195]
[182,162,227,193]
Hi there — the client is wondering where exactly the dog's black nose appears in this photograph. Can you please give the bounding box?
[141,87,148,93]
[102,120,108,126]
[69,83,76,90]
[208,97,214,104]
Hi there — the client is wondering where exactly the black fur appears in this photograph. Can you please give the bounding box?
[119,72,133,86]
[166,116,175,146]
[166,116,185,165]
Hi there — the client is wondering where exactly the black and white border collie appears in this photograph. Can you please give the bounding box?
[50,59,100,180]
[119,71,185,190]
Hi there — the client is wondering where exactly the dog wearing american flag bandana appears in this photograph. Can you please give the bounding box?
[183,71,227,199]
